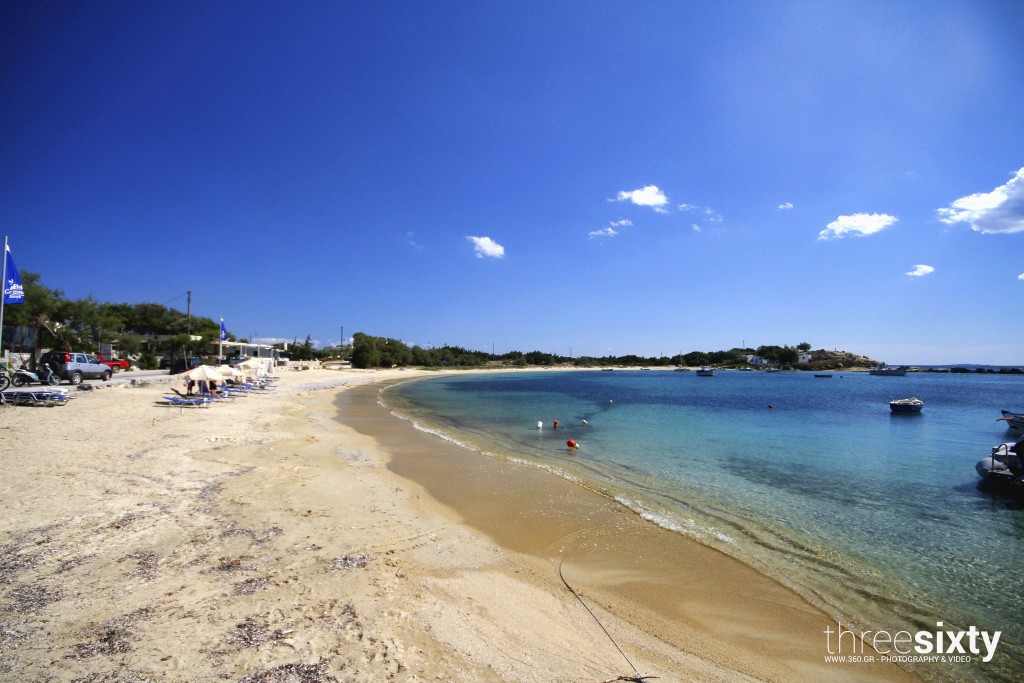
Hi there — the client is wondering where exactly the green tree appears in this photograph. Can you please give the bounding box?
[351,333,381,368]
[683,351,709,366]
[778,347,799,365]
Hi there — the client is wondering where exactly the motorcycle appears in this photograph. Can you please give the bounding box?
[10,364,62,387]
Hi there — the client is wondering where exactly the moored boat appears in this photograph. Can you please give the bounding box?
[998,409,1024,431]
[870,364,908,376]
[976,435,1024,492]
[889,397,923,413]
[696,366,715,376]
[814,373,833,378]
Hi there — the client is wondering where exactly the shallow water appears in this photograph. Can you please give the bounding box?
[384,370,1024,682]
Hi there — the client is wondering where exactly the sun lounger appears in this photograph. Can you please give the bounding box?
[1,390,75,407]
[199,390,237,401]
[238,381,272,391]
[160,395,212,408]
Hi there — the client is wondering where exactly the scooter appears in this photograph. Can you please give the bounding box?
[11,364,62,387]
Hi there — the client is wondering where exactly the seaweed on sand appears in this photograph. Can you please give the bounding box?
[224,616,291,650]
[238,659,336,683]
[69,607,155,659]
[330,554,374,571]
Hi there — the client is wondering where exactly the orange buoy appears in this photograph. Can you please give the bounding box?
[553,420,559,429]
[566,439,579,449]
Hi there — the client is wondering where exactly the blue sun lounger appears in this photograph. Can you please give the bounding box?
[161,395,213,408]
[2,390,74,407]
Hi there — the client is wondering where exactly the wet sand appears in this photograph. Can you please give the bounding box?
[337,377,920,682]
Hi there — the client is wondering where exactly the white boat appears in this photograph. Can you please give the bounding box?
[696,366,715,376]
[870,364,908,376]
[889,397,923,413]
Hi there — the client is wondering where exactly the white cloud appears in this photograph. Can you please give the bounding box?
[906,264,935,277]
[405,231,424,250]
[818,213,898,240]
[691,224,702,232]
[616,185,668,209]
[589,219,633,238]
[1018,273,1024,281]
[778,202,794,210]
[679,203,722,222]
[937,167,1024,234]
[466,236,505,259]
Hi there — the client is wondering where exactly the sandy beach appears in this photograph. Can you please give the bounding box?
[0,367,920,682]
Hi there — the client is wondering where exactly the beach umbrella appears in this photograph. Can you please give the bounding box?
[215,365,244,379]
[185,365,225,382]
[238,358,268,375]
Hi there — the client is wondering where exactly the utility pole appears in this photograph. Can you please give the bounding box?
[187,290,192,336]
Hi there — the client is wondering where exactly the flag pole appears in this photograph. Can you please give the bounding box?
[1,236,8,371]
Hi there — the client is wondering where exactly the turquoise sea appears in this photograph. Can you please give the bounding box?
[382,369,1024,682]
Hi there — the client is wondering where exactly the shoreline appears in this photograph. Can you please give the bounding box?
[0,367,919,681]
[337,372,921,682]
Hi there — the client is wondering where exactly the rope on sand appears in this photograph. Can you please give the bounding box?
[557,557,659,683]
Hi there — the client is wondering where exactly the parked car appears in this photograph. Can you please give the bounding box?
[39,351,113,384]
[95,353,131,372]
[169,358,205,375]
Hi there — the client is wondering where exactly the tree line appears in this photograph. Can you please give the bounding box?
[349,333,818,370]
[4,271,846,371]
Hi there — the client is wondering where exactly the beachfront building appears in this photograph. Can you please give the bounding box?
[745,354,779,368]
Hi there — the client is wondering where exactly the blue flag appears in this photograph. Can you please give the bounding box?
[3,242,24,305]
[220,318,227,341]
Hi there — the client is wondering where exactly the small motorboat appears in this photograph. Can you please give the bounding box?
[889,397,923,414]
[997,410,1024,431]
[696,366,715,376]
[814,373,833,378]
[976,435,1024,492]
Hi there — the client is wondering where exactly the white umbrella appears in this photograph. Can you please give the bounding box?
[186,365,225,382]
[215,365,244,379]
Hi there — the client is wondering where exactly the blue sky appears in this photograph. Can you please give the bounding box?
[2,1,1022,364]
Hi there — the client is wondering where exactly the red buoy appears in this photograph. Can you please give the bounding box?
[566,439,579,449]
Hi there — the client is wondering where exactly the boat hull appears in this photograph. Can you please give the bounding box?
[999,409,1024,431]
[871,368,907,376]
[889,398,923,413]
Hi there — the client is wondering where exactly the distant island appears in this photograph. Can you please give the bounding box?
[343,334,1020,373]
